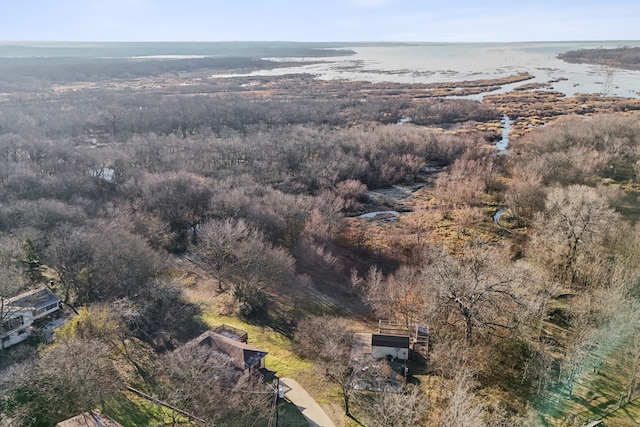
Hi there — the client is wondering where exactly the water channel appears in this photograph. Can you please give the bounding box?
[493,115,511,224]
[359,114,512,222]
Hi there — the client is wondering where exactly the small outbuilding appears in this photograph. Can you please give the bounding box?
[371,333,410,361]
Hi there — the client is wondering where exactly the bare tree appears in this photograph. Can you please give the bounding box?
[141,171,213,252]
[161,344,271,426]
[423,243,526,345]
[531,185,616,285]
[436,370,486,427]
[43,225,94,304]
[194,218,250,292]
[503,169,545,228]
[0,237,28,349]
[434,158,494,209]
[354,385,428,427]
[426,350,486,427]
[359,265,425,327]
[195,218,295,316]
[2,338,121,426]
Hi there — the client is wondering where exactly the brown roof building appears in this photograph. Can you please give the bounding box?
[55,410,123,427]
[188,330,268,372]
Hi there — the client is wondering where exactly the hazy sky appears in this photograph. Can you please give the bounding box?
[2,0,638,42]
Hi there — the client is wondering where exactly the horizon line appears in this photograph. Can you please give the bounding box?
[1,39,639,44]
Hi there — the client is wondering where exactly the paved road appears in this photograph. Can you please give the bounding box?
[279,377,336,427]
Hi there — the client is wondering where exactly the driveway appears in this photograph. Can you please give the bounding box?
[279,377,336,427]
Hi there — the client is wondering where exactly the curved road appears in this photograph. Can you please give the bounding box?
[280,377,336,427]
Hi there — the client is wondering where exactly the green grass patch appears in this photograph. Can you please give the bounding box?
[271,400,310,427]
[103,392,193,426]
[604,395,640,426]
[530,322,640,426]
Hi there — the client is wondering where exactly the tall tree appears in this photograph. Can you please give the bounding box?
[354,385,428,427]
[359,265,425,327]
[161,344,271,427]
[194,219,295,316]
[2,338,121,426]
[531,185,616,285]
[424,243,527,345]
[141,172,213,252]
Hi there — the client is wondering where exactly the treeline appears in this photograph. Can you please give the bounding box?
[0,56,303,92]
[0,80,497,314]
[558,46,640,70]
[0,84,497,138]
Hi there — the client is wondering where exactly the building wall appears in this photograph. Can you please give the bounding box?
[1,327,31,349]
[372,345,409,360]
[32,303,59,320]
[1,308,47,350]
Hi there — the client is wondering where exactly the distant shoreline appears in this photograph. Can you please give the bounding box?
[558,47,640,71]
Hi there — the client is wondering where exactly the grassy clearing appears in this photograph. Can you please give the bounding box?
[103,390,307,427]
[270,400,310,427]
[103,393,193,426]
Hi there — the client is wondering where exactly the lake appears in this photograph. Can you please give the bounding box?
[220,41,640,98]
[2,41,639,98]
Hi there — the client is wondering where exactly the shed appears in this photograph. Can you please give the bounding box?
[371,333,410,361]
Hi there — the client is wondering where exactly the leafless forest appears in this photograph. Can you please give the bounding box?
[1,49,640,426]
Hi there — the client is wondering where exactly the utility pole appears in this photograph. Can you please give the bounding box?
[275,377,280,427]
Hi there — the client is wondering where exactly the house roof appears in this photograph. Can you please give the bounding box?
[8,288,60,310]
[188,331,267,371]
[371,333,410,349]
[55,410,123,427]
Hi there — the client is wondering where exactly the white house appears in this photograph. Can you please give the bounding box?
[1,288,61,350]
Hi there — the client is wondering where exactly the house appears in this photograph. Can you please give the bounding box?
[187,330,269,376]
[371,333,410,361]
[1,288,61,350]
[55,409,123,427]
[377,320,430,357]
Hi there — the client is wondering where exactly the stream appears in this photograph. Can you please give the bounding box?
[357,183,427,221]
[359,115,511,222]
[493,115,511,225]
[496,114,510,152]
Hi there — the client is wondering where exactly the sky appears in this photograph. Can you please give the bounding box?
[1,0,638,42]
